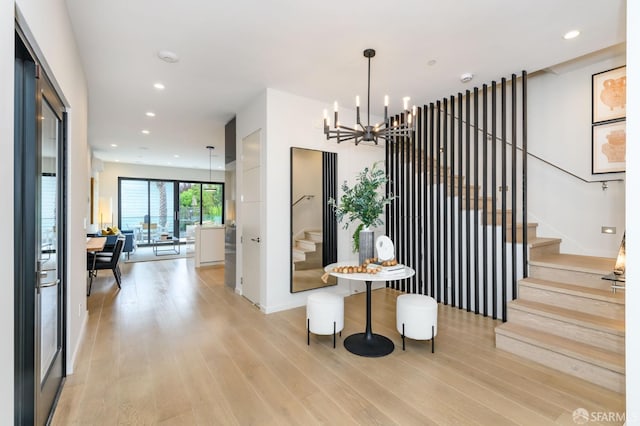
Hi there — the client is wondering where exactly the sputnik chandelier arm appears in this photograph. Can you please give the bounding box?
[323,48,415,145]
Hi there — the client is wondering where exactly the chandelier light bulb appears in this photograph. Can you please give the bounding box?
[403,97,410,110]
[384,95,389,106]
[356,96,360,107]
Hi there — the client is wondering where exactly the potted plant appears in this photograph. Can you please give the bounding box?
[328,161,394,265]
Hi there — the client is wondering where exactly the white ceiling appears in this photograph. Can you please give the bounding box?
[64,0,626,172]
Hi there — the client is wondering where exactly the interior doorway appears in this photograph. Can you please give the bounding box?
[241,130,262,306]
[15,29,68,425]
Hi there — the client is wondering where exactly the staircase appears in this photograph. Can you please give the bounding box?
[292,230,323,271]
[495,236,625,393]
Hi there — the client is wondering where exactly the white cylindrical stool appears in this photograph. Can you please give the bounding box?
[306,292,344,348]
[396,294,438,353]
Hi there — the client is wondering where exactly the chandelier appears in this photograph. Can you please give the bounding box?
[323,49,415,145]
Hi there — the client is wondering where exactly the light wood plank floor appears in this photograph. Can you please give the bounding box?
[52,258,625,425]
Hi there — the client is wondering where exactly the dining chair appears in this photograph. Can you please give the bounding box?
[87,237,125,296]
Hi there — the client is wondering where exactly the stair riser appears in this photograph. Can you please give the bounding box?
[495,333,624,393]
[305,232,323,243]
[529,242,561,260]
[508,308,625,354]
[484,211,512,226]
[529,265,612,290]
[505,225,537,242]
[518,286,624,320]
[296,241,316,251]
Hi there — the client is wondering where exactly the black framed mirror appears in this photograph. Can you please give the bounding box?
[290,147,337,292]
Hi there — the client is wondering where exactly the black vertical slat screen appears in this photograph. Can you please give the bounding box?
[386,72,527,322]
[522,71,528,283]
[416,107,423,294]
[442,98,449,305]
[449,95,456,308]
[322,151,338,265]
[491,81,498,316]
[428,104,435,297]
[501,78,508,319]
[464,91,471,312]
[482,84,488,317]
[473,88,479,314]
[516,74,518,300]
[457,93,463,309]
[435,102,442,301]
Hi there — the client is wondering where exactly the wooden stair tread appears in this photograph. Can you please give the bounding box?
[528,237,562,248]
[296,238,318,244]
[293,246,313,254]
[495,322,625,373]
[509,299,625,335]
[530,253,615,275]
[521,277,625,305]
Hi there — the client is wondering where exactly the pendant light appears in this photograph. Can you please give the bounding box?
[204,145,216,191]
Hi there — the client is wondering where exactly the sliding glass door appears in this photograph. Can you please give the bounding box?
[119,178,223,244]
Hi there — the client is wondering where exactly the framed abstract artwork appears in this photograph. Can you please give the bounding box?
[592,120,625,174]
[592,66,626,124]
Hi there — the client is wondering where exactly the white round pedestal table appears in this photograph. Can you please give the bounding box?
[325,261,415,357]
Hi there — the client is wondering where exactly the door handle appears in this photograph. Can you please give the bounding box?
[39,279,60,289]
[251,237,261,243]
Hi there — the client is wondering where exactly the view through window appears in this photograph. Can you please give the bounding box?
[119,178,224,244]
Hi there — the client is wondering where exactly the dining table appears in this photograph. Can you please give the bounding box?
[325,261,415,357]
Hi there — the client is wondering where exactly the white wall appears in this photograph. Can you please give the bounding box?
[626,0,638,420]
[0,0,15,418]
[528,54,626,257]
[241,88,386,313]
[97,161,225,226]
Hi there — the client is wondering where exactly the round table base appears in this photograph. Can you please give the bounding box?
[344,333,394,357]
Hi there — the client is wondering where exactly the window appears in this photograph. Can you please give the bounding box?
[119,178,224,244]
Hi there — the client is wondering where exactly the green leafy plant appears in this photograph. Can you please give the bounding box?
[328,162,394,252]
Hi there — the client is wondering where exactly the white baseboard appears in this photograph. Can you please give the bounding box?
[67,311,88,375]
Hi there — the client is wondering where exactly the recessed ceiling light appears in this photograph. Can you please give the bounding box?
[157,50,179,63]
[460,73,473,83]
[427,59,437,66]
[146,111,156,117]
[110,143,118,148]
[173,154,180,158]
[153,82,165,90]
[563,30,580,40]
[142,129,150,135]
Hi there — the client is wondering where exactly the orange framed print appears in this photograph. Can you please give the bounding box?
[592,65,626,124]
[592,120,625,174]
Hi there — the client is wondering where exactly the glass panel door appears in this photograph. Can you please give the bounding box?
[36,80,65,426]
[150,180,175,239]
[120,179,149,244]
[203,183,223,224]
[178,182,202,238]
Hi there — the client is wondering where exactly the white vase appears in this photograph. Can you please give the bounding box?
[358,228,374,266]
